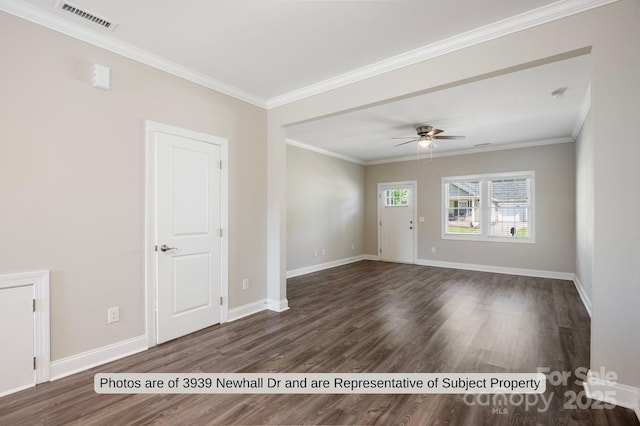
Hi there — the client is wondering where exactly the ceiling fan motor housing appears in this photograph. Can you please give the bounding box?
[416,125,434,136]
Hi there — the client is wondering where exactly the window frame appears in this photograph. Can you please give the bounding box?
[441,171,535,244]
[443,177,482,237]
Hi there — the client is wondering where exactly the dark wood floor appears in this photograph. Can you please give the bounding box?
[1,261,638,425]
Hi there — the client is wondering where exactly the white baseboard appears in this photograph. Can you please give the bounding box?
[584,370,640,419]
[572,275,592,317]
[414,258,575,281]
[0,382,34,398]
[227,298,293,320]
[286,255,373,278]
[228,299,269,321]
[266,298,289,312]
[50,335,147,381]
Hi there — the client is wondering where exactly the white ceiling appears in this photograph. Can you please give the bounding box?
[15,0,574,103]
[5,0,595,162]
[287,54,592,163]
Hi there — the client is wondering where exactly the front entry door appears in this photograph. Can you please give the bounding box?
[379,182,416,263]
[155,129,223,344]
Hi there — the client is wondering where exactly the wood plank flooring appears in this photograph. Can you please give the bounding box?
[1,261,638,425]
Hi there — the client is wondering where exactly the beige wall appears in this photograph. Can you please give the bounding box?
[286,145,365,271]
[575,109,593,303]
[0,12,267,360]
[286,141,575,275]
[589,0,640,389]
[270,0,640,388]
[365,143,576,273]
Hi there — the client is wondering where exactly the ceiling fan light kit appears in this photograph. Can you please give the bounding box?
[418,135,431,147]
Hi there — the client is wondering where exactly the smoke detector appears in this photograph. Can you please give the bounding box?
[55,1,118,31]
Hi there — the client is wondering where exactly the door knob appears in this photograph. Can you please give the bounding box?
[160,244,177,252]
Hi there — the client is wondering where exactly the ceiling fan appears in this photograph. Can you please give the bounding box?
[393,125,465,148]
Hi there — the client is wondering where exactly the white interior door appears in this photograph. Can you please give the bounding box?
[379,183,416,263]
[0,285,34,396]
[155,131,222,344]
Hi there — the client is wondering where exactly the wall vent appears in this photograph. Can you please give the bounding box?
[55,1,118,31]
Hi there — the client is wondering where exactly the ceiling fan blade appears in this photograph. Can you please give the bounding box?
[391,136,418,139]
[394,139,418,147]
[427,128,445,136]
[433,135,465,140]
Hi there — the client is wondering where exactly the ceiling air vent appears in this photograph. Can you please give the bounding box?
[55,1,118,31]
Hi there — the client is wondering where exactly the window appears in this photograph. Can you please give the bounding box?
[489,177,531,238]
[442,172,534,242]
[445,179,481,235]
[384,189,409,207]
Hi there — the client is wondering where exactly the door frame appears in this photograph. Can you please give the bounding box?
[144,121,229,347]
[377,180,418,264]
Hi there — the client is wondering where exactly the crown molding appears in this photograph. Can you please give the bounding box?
[266,0,618,108]
[0,0,267,108]
[287,139,365,165]
[288,136,574,166]
[2,0,615,110]
[364,137,575,166]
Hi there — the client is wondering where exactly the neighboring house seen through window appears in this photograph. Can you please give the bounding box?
[445,179,481,235]
[442,172,534,243]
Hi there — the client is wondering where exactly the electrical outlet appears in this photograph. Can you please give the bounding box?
[352,244,355,250]
[107,306,119,324]
[431,247,436,253]
[314,250,318,257]
[242,278,249,290]
[322,249,326,256]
